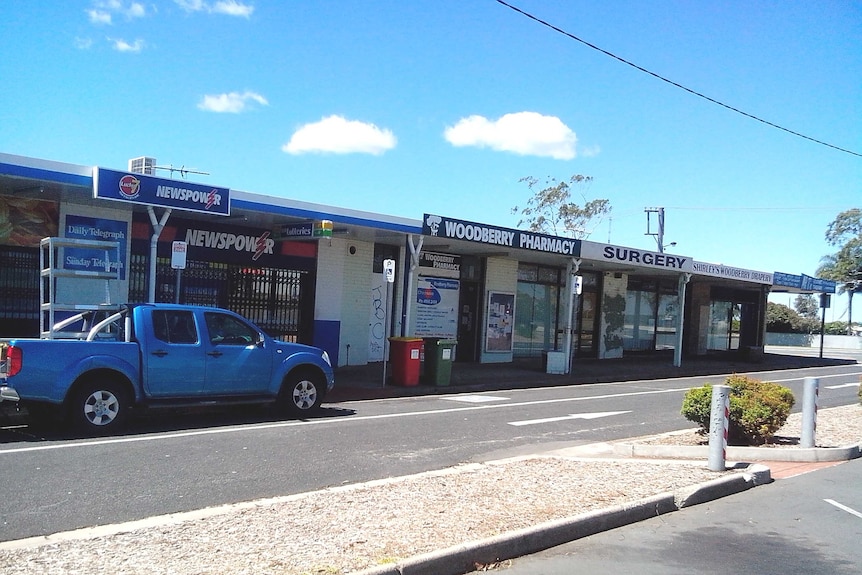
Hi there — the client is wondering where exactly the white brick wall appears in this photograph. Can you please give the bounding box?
[316,237,373,366]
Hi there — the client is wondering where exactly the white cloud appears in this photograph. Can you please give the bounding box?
[109,37,145,52]
[87,1,148,24]
[579,144,601,158]
[174,0,254,17]
[74,37,94,50]
[444,111,577,160]
[213,0,254,17]
[127,2,146,18]
[87,9,112,25]
[198,91,268,113]
[283,115,397,156]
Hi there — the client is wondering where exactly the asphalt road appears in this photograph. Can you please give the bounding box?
[1,363,860,543]
[487,457,862,575]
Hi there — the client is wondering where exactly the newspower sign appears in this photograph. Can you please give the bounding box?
[94,167,231,216]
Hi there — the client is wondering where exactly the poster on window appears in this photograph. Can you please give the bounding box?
[486,291,514,352]
[415,277,459,338]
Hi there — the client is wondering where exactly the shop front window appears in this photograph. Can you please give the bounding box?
[623,278,679,352]
[515,264,562,358]
[708,301,741,351]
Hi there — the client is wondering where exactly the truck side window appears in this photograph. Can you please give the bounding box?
[153,310,198,344]
[205,312,256,345]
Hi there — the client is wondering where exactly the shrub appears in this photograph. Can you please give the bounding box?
[681,375,795,445]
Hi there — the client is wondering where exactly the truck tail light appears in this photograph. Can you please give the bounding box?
[4,345,22,377]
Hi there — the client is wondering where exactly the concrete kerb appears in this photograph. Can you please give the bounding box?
[353,466,770,575]
[610,440,862,463]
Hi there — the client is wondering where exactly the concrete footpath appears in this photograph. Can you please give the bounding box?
[327,347,858,403]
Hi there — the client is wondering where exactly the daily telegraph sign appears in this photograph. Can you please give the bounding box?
[423,214,581,256]
[94,167,230,216]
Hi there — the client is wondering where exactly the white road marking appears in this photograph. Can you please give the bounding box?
[0,388,688,455]
[824,499,862,519]
[508,411,631,427]
[825,383,860,390]
[440,394,510,403]
[3,366,860,456]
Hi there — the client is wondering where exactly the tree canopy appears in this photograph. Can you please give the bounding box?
[817,208,862,334]
[511,175,611,239]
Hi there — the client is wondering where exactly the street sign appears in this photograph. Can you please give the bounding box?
[383,259,395,283]
[171,241,188,270]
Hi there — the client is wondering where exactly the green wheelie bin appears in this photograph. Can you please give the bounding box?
[423,338,457,386]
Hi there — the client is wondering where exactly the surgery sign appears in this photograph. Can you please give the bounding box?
[94,167,230,216]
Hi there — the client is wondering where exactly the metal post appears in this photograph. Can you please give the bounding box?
[147,206,171,303]
[674,273,691,368]
[819,304,826,359]
[564,258,580,374]
[708,384,731,471]
[801,377,819,448]
[382,281,390,387]
[174,269,182,304]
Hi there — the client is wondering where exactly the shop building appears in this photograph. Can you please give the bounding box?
[0,153,834,371]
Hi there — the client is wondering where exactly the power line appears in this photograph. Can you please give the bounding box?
[665,206,853,212]
[494,0,861,158]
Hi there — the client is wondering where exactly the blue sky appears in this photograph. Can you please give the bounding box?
[1,1,860,320]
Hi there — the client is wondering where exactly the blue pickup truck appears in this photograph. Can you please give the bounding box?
[0,304,335,434]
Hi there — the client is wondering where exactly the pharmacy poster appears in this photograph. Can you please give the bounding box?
[415,277,459,338]
[486,291,514,352]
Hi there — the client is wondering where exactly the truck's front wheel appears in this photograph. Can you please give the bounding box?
[277,370,324,416]
[69,380,130,434]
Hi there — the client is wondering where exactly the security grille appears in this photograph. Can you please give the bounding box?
[0,246,40,336]
[129,255,308,342]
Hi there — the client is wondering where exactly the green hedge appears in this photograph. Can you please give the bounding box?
[681,375,795,445]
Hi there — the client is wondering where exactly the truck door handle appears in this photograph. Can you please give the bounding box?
[152,350,168,357]
[207,351,223,357]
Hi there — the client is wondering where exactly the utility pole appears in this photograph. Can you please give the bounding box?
[645,207,666,252]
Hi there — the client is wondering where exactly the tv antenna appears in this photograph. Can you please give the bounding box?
[154,164,210,179]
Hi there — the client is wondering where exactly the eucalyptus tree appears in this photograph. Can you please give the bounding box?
[511,175,611,239]
[818,209,862,334]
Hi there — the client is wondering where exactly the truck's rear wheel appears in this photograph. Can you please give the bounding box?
[69,380,130,434]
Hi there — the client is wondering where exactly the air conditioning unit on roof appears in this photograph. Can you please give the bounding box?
[128,156,156,175]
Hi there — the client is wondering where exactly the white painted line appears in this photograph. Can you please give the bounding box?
[825,383,860,390]
[769,371,862,384]
[440,394,510,404]
[824,499,862,519]
[509,411,631,427]
[0,388,688,455]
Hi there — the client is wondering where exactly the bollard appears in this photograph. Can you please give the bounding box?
[708,384,730,472]
[800,377,819,448]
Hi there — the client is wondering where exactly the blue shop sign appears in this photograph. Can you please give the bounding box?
[772,271,836,293]
[94,167,230,216]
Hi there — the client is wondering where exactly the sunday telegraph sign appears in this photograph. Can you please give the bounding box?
[94,167,231,216]
[423,214,581,256]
